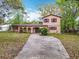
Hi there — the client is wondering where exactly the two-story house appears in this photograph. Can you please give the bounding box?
[11,14,61,33]
[42,14,61,33]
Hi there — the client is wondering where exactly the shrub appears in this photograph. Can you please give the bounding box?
[39,27,48,35]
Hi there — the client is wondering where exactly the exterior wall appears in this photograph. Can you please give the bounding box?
[0,24,11,31]
[11,26,19,32]
[49,26,61,33]
[43,15,61,33]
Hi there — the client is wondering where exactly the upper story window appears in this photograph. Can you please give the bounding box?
[51,18,57,22]
[44,19,49,23]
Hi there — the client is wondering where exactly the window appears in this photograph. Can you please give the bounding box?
[50,27,57,30]
[44,19,49,23]
[51,18,57,22]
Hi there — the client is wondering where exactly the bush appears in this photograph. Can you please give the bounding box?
[39,27,48,35]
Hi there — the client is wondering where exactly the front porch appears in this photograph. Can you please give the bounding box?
[19,27,40,33]
[11,24,47,33]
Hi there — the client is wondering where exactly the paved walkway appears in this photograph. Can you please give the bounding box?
[15,34,70,59]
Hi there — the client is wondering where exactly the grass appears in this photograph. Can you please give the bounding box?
[0,32,79,59]
[49,33,79,59]
[0,32,30,59]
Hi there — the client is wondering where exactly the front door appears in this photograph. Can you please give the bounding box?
[35,28,39,33]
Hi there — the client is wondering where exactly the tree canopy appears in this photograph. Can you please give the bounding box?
[39,4,61,17]
[5,0,23,10]
[58,0,79,33]
[0,0,24,24]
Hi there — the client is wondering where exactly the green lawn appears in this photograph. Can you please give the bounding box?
[0,32,30,59]
[49,33,79,59]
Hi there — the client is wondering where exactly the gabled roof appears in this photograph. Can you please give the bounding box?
[42,14,61,19]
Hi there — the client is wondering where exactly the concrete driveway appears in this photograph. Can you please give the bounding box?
[15,34,70,59]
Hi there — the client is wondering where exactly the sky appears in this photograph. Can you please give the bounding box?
[23,0,56,11]
[22,0,56,21]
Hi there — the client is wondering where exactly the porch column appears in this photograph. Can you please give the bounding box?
[26,27,28,32]
[18,26,20,32]
[34,28,35,33]
[31,27,33,33]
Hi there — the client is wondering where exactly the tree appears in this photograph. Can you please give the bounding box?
[0,0,24,24]
[39,4,61,17]
[76,20,79,30]
[30,20,41,24]
[5,0,23,10]
[8,13,24,24]
[60,0,79,33]
[22,20,41,24]
[56,0,66,5]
